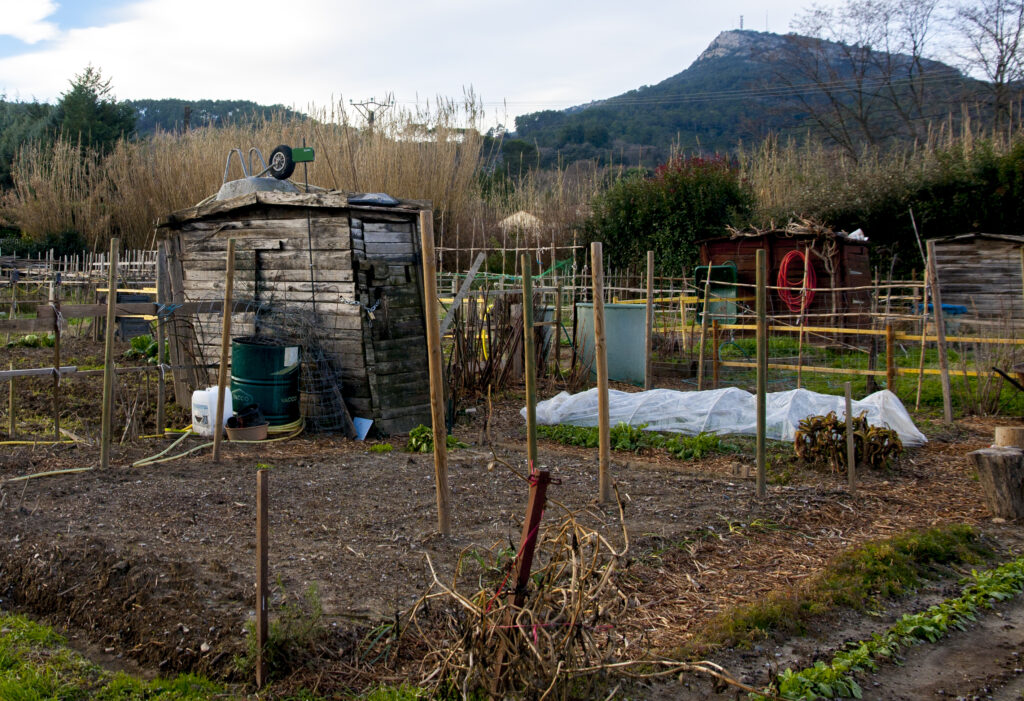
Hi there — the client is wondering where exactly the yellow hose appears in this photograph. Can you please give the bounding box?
[132,419,304,468]
[0,439,77,446]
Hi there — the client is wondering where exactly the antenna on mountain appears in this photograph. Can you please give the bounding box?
[765,12,769,31]
[740,15,744,29]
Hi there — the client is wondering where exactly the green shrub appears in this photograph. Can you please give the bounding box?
[586,155,753,271]
[369,443,394,453]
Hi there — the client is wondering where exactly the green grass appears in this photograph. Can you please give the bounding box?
[0,611,222,699]
[688,524,986,654]
[760,552,1024,699]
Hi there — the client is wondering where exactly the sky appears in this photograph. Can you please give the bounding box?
[0,0,833,129]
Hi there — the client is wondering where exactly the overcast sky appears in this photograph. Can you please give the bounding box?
[0,0,837,128]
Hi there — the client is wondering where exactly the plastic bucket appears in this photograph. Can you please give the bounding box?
[230,337,300,426]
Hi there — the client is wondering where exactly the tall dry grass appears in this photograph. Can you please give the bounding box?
[737,113,1023,224]
[0,96,495,249]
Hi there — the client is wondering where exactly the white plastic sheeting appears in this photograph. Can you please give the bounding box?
[524,387,927,447]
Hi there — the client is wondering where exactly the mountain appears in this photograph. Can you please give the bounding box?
[126,98,304,135]
[509,30,978,167]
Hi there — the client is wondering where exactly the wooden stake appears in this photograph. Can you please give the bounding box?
[845,381,856,494]
[755,249,767,497]
[696,271,712,390]
[100,238,119,470]
[7,362,14,439]
[592,242,612,504]
[49,280,60,441]
[554,283,563,377]
[155,246,167,438]
[513,470,550,606]
[886,322,896,393]
[256,468,268,689]
[419,211,451,535]
[915,267,930,410]
[212,239,235,463]
[711,319,720,389]
[796,246,810,389]
[644,250,654,390]
[522,255,538,472]
[926,240,954,423]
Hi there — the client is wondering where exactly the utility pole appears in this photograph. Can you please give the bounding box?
[350,95,393,135]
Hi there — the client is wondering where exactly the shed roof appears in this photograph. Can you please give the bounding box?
[931,232,1024,245]
[156,189,428,229]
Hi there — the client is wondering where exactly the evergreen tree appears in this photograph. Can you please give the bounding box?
[51,66,136,152]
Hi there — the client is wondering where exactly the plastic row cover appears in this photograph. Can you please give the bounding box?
[525,387,927,447]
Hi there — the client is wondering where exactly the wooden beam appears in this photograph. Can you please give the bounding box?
[845,381,856,494]
[438,252,486,336]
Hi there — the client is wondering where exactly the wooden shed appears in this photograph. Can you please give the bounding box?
[931,233,1024,324]
[699,227,872,326]
[156,189,432,435]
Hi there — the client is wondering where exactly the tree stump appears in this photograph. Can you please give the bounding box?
[995,427,1024,449]
[969,447,1024,518]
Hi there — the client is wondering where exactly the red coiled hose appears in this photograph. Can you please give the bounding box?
[777,249,816,312]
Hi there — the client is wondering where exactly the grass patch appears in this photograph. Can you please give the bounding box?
[689,524,986,654]
[368,442,394,454]
[236,583,327,681]
[0,611,222,699]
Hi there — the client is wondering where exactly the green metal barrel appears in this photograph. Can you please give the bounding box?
[230,337,300,426]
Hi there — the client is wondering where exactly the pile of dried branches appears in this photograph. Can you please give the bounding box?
[366,465,750,699]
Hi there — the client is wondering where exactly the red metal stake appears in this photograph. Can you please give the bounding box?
[513,470,550,607]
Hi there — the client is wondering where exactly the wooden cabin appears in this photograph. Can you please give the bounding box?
[699,228,872,328]
[931,233,1024,324]
[156,189,432,435]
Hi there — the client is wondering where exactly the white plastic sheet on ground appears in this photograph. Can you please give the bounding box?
[524,387,927,447]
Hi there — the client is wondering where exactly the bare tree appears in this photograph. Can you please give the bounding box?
[954,0,1024,127]
[780,0,961,156]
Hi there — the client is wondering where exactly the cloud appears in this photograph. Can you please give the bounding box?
[0,0,60,43]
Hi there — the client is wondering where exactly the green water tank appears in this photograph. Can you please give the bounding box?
[575,303,647,386]
[230,337,301,426]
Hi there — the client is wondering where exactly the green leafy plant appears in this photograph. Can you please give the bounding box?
[406,425,467,453]
[369,442,394,453]
[6,332,55,348]
[538,423,727,462]
[121,333,167,363]
[664,432,723,460]
[760,554,1024,700]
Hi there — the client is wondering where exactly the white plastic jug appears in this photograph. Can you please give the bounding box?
[191,386,233,437]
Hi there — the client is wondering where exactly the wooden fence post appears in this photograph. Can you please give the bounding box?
[7,362,14,439]
[845,382,857,494]
[697,272,712,390]
[926,240,954,423]
[419,211,452,535]
[644,250,654,390]
[100,238,119,470]
[755,249,767,497]
[256,468,268,689]
[592,242,612,504]
[155,246,168,437]
[212,239,235,463]
[522,255,538,471]
[886,323,896,393]
[49,280,61,441]
[711,319,720,389]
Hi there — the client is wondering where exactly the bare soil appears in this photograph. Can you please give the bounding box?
[2,340,1023,697]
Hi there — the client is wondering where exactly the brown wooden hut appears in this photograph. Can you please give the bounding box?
[699,226,872,328]
[156,189,432,435]
[931,233,1024,324]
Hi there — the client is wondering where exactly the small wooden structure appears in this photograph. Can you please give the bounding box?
[931,233,1024,323]
[156,189,432,434]
[700,226,872,326]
